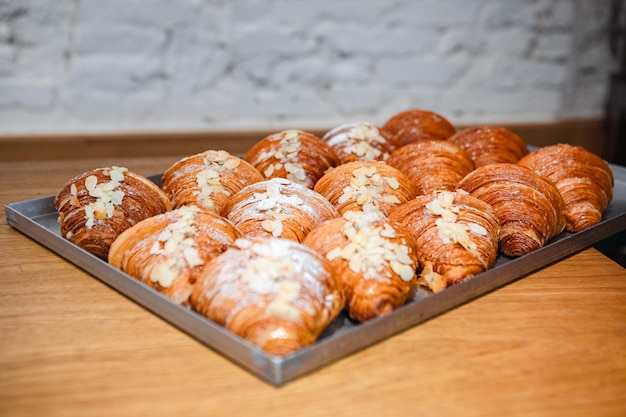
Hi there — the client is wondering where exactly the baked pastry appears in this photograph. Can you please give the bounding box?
[322,122,393,164]
[518,143,614,232]
[244,129,340,189]
[314,161,415,216]
[54,166,171,260]
[108,206,241,304]
[380,109,456,148]
[458,163,566,257]
[386,139,475,195]
[303,210,418,322]
[447,125,529,168]
[389,190,500,292]
[189,237,344,356]
[223,178,339,242]
[161,150,263,215]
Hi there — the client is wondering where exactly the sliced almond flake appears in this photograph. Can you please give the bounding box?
[70,183,78,196]
[85,175,98,191]
[326,247,342,261]
[385,177,399,189]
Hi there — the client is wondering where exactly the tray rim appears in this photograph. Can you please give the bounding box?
[5,162,626,386]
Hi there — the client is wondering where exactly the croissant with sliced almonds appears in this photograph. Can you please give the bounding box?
[189,237,344,356]
[244,129,340,189]
[303,210,418,322]
[161,150,263,215]
[54,166,172,260]
[223,178,339,242]
[314,160,415,216]
[389,190,500,292]
[108,206,241,304]
[458,163,566,257]
[518,143,614,232]
[447,125,529,168]
[322,121,393,164]
[380,109,456,149]
[386,139,475,195]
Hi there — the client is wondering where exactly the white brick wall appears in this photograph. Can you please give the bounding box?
[0,0,616,135]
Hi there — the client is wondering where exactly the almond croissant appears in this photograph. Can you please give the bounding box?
[303,210,418,322]
[244,129,340,189]
[161,150,263,215]
[314,161,415,216]
[54,166,171,260]
[108,206,241,304]
[389,190,500,292]
[223,178,339,243]
[190,237,344,356]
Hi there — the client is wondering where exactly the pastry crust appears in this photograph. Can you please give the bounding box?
[54,166,172,260]
[389,190,500,292]
[303,210,418,322]
[189,237,344,356]
[381,109,456,148]
[518,143,614,232]
[223,178,339,242]
[161,150,263,215]
[108,206,241,304]
[458,163,566,257]
[386,139,475,195]
[314,160,415,216]
[322,122,393,164]
[244,129,340,189]
[447,125,529,168]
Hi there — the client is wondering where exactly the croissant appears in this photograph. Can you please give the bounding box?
[389,190,500,292]
[244,129,340,189]
[223,178,339,242]
[386,139,475,195]
[447,125,529,168]
[518,143,614,232]
[380,109,457,148]
[108,206,241,304]
[161,150,263,215]
[322,122,393,164]
[303,210,418,322]
[314,161,415,216]
[54,166,172,260]
[189,237,344,356]
[458,163,566,257]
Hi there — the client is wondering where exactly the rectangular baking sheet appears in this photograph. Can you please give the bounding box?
[6,162,626,386]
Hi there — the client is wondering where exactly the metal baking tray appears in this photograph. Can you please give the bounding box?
[6,163,626,386]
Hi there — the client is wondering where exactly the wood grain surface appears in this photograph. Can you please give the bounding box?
[1,153,625,417]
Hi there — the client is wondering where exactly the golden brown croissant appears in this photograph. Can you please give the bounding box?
[244,129,340,189]
[54,166,172,260]
[447,125,529,168]
[518,143,614,232]
[386,139,475,195]
[303,210,418,322]
[223,178,339,242]
[108,206,241,304]
[189,237,344,356]
[380,109,456,148]
[389,190,500,292]
[161,150,263,215]
[322,122,393,164]
[458,163,566,257]
[314,161,415,216]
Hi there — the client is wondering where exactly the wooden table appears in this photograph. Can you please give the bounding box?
[1,155,626,417]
